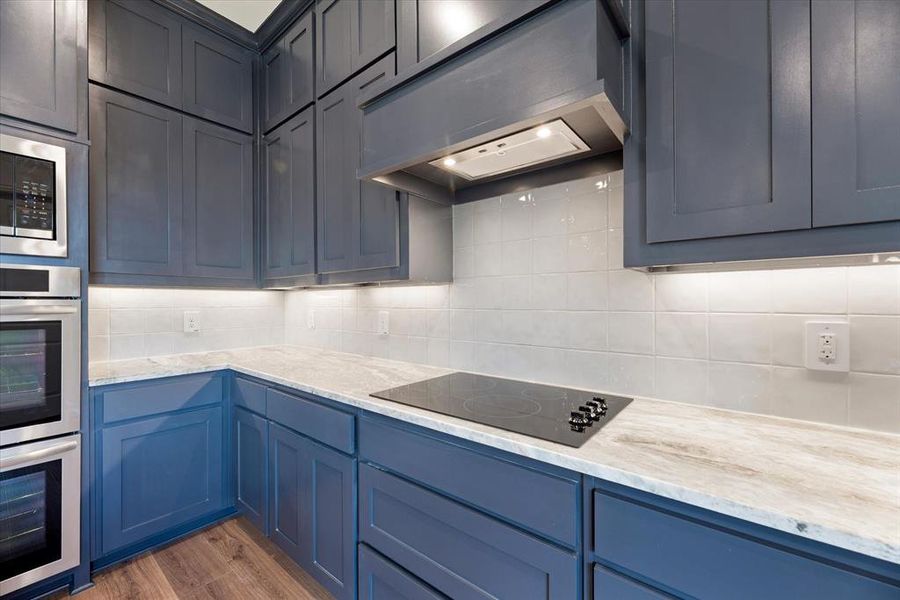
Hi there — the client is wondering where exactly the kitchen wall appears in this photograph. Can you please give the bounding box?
[88,286,284,362]
[284,172,900,433]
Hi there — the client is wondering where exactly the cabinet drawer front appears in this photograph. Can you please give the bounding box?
[100,406,225,554]
[231,377,267,414]
[359,544,447,600]
[266,388,355,453]
[359,418,578,547]
[100,374,222,424]
[592,491,899,600]
[593,565,669,600]
[359,464,578,600]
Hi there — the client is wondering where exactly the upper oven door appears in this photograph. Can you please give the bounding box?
[0,299,80,445]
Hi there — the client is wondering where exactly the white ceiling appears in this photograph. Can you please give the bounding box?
[196,0,282,32]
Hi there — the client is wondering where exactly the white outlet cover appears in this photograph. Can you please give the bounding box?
[376,311,390,336]
[307,309,316,330]
[804,321,849,372]
[183,310,201,333]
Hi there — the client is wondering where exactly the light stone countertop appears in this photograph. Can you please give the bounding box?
[89,345,900,565]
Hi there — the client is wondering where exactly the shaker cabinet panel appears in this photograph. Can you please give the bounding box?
[316,0,395,97]
[263,107,317,281]
[182,117,253,279]
[263,11,315,133]
[88,0,183,108]
[268,424,355,600]
[182,25,254,132]
[812,0,900,227]
[0,0,79,132]
[89,85,184,276]
[644,0,811,242]
[316,55,398,274]
[235,407,268,534]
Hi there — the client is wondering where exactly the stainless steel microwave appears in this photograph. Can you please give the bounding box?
[0,134,68,257]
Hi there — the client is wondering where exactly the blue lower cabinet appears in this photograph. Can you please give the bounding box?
[234,407,268,533]
[358,544,447,600]
[268,423,355,600]
[359,463,578,600]
[592,565,669,600]
[98,406,226,556]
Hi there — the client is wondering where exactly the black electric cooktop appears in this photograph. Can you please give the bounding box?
[371,373,632,448]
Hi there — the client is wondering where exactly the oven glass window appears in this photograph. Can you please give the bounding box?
[0,322,62,432]
[0,460,62,580]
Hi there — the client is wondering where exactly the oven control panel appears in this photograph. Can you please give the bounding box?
[1,151,55,239]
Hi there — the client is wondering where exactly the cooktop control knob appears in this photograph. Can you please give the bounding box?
[579,404,601,421]
[590,397,609,416]
[569,411,590,429]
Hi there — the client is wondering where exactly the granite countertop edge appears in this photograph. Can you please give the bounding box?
[88,346,900,566]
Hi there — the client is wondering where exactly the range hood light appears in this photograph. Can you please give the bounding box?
[429,119,590,181]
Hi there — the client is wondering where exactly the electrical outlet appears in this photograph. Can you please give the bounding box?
[307,309,316,330]
[183,311,201,333]
[376,311,390,336]
[805,321,849,372]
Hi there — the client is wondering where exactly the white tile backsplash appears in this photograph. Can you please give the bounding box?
[88,287,284,361]
[88,172,900,434]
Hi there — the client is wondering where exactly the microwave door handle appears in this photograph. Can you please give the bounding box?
[0,305,79,315]
[1,439,78,469]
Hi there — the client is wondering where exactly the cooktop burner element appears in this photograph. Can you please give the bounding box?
[371,373,632,447]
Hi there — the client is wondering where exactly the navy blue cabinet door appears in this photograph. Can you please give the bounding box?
[269,424,355,600]
[263,10,315,133]
[0,0,79,132]
[182,117,254,280]
[359,544,447,600]
[89,85,184,276]
[359,464,578,600]
[264,106,317,282]
[317,54,399,274]
[88,0,183,108]
[234,407,268,534]
[316,0,395,97]
[811,0,900,226]
[99,407,225,555]
[182,25,254,133]
[644,0,811,242]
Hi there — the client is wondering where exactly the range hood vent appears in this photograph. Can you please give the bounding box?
[428,120,589,181]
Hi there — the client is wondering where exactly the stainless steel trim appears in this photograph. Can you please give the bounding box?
[0,439,78,469]
[0,264,81,298]
[0,225,13,236]
[0,434,81,595]
[0,134,68,258]
[13,228,55,240]
[0,299,81,444]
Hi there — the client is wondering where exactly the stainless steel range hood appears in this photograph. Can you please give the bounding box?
[357,0,629,204]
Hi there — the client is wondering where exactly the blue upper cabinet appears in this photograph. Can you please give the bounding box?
[315,0,396,97]
[644,0,811,243]
[182,117,254,280]
[811,0,900,227]
[89,0,183,109]
[0,0,81,134]
[182,25,254,133]
[262,10,315,133]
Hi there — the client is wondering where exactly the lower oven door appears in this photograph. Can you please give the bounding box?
[0,299,80,444]
[0,434,80,595]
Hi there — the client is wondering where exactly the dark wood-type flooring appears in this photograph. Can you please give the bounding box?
[50,518,333,600]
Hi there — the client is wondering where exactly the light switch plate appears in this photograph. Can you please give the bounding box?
[804,321,849,372]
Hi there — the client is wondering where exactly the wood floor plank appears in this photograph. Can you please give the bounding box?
[78,553,178,600]
[152,530,231,597]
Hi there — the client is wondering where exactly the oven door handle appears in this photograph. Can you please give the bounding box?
[1,439,79,469]
[0,305,79,315]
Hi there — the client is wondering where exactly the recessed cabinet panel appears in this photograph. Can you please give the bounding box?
[0,0,79,132]
[89,85,183,276]
[812,0,900,226]
[645,0,811,242]
[316,0,395,97]
[263,11,316,134]
[317,55,398,274]
[182,118,253,279]
[88,0,183,108]
[262,42,288,131]
[264,107,317,281]
[182,26,253,132]
[235,407,268,534]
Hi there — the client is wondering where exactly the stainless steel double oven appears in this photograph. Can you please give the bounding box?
[1,264,81,595]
